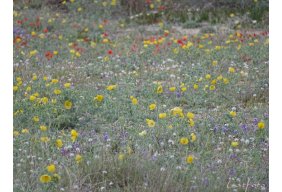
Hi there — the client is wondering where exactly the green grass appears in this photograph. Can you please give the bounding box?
[13,1,268,191]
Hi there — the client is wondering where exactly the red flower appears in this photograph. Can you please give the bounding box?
[45,51,54,60]
[83,37,90,42]
[158,6,166,11]
[164,31,169,37]
[103,19,109,25]
[43,28,48,33]
[13,36,22,44]
[35,17,41,27]
[177,39,184,47]
[17,20,23,25]
[75,47,84,53]
[107,50,113,55]
[21,41,27,47]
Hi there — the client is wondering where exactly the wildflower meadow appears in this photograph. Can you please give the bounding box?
[13,0,269,191]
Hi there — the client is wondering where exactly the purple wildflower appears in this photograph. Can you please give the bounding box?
[103,132,109,142]
[253,118,259,125]
[240,124,248,133]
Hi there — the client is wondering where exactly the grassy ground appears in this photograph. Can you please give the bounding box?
[13,1,268,191]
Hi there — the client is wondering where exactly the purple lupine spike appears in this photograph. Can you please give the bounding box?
[213,125,219,133]
[253,118,259,125]
[229,168,237,176]
[202,177,209,187]
[61,147,69,156]
[152,153,158,161]
[103,132,109,142]
[176,91,181,98]
[222,125,229,133]
[240,124,248,133]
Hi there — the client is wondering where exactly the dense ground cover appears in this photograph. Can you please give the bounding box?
[13,1,268,191]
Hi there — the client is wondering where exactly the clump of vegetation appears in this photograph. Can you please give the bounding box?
[200,26,216,34]
[182,21,201,29]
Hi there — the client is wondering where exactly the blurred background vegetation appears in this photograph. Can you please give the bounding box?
[14,0,268,29]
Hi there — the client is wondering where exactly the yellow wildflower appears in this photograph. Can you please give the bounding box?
[180,137,189,145]
[187,112,195,119]
[211,79,217,85]
[188,119,195,127]
[131,97,138,105]
[139,130,147,136]
[193,84,199,90]
[64,83,71,88]
[181,86,187,92]
[205,74,211,79]
[21,128,29,134]
[56,139,63,148]
[149,103,157,111]
[64,100,72,110]
[230,111,237,118]
[191,133,197,142]
[217,75,223,81]
[29,50,38,57]
[40,125,48,131]
[29,95,37,101]
[158,113,167,119]
[53,89,61,95]
[106,84,117,91]
[228,67,235,73]
[32,74,37,81]
[13,131,20,137]
[118,153,125,161]
[47,164,56,173]
[13,86,19,92]
[75,154,82,163]
[223,78,229,84]
[71,129,78,142]
[186,155,194,164]
[209,85,216,91]
[171,107,184,118]
[146,119,155,127]
[40,137,50,142]
[157,85,163,94]
[51,79,59,84]
[212,60,218,66]
[169,87,176,92]
[94,95,104,102]
[231,141,239,147]
[39,174,51,183]
[258,121,265,129]
[33,116,39,122]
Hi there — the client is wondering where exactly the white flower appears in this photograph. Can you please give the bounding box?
[176,166,182,170]
[168,139,174,145]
